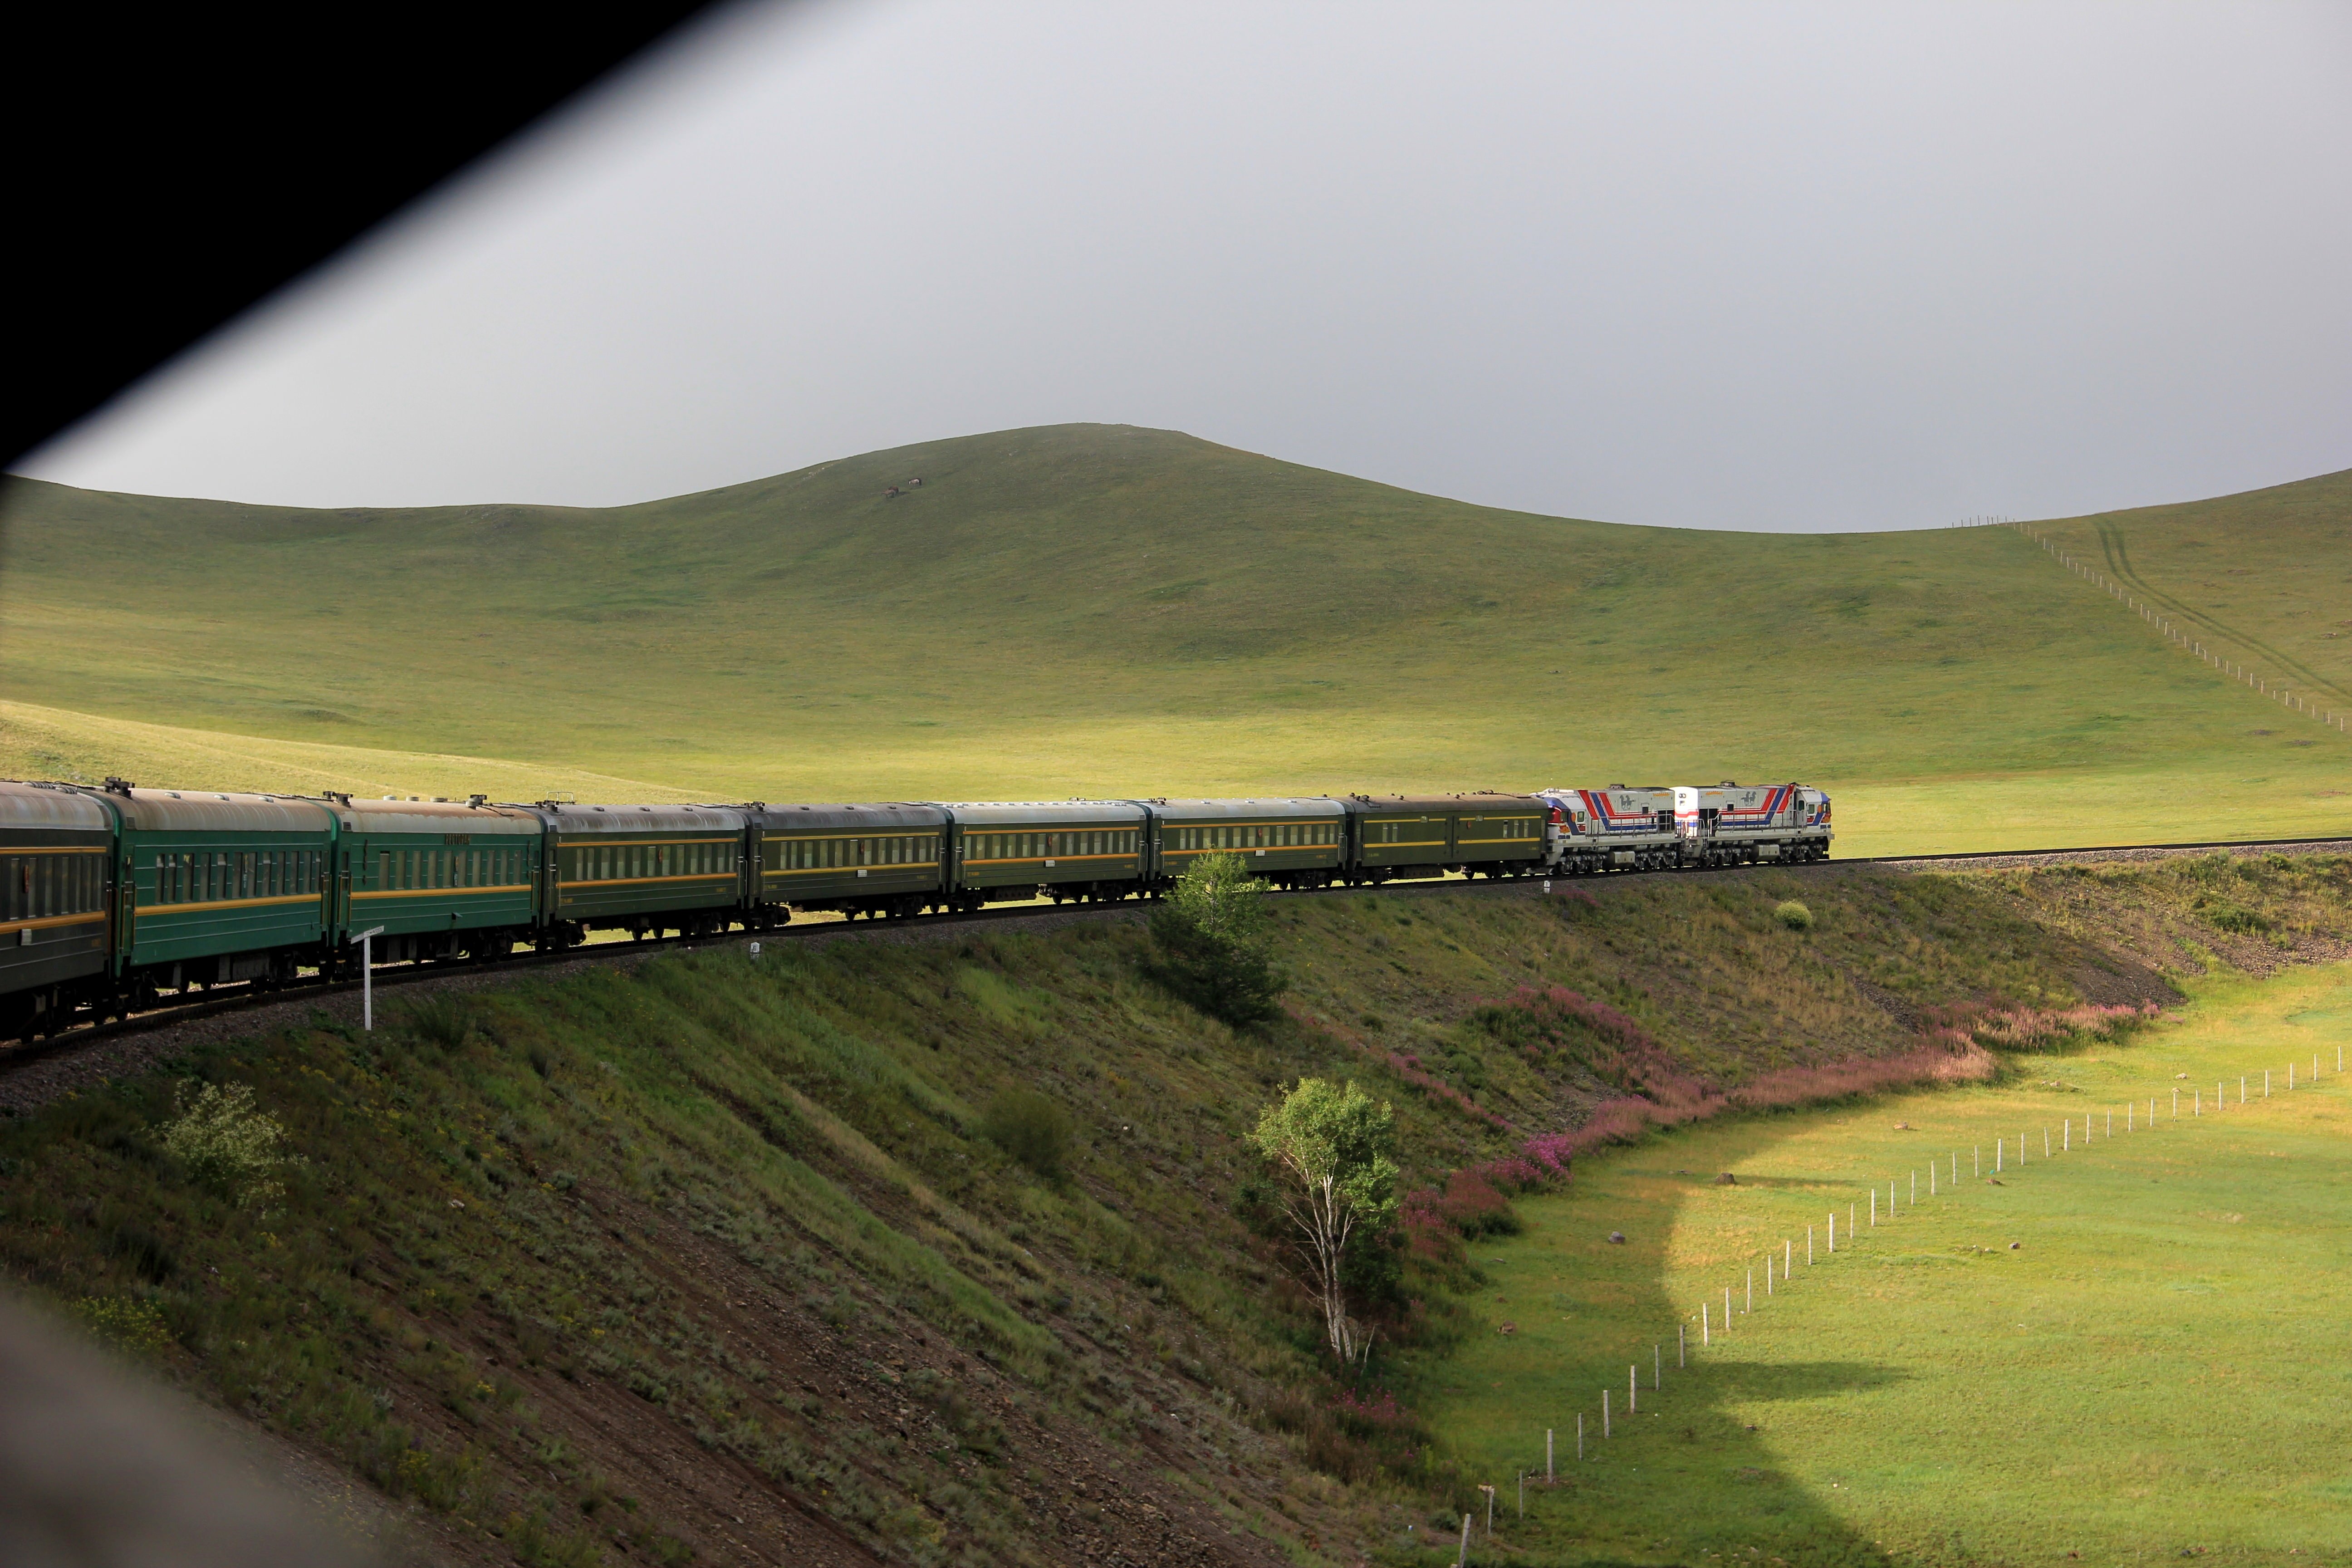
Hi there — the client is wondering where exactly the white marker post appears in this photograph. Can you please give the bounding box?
[1630,1365,1638,1412]
[1547,1428,1554,1481]
[349,926,384,1031]
[1603,1390,1611,1438]
[1702,1303,1710,1346]
[1785,1237,1792,1278]
[1679,1323,1686,1367]
[1746,1270,1753,1313]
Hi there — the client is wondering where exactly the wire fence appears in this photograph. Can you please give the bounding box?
[2007,522,2348,735]
[1450,1040,2349,1562]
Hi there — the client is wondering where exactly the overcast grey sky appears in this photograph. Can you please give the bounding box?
[20,0,2352,530]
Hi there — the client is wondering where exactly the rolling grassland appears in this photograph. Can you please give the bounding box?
[2,848,2342,1565]
[1427,964,2352,1567]
[2030,468,2352,728]
[5,427,2348,854]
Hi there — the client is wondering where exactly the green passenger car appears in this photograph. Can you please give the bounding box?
[523,803,748,942]
[1339,793,1548,883]
[0,780,115,1037]
[941,801,1147,908]
[324,797,546,963]
[1142,798,1346,890]
[113,788,338,996]
[750,804,948,921]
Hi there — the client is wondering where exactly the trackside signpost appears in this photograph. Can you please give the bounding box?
[349,926,384,1031]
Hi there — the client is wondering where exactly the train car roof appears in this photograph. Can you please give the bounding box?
[108,789,338,833]
[529,804,749,834]
[1537,785,1674,798]
[1341,793,1544,814]
[314,797,545,834]
[1138,797,1345,818]
[750,803,951,829]
[0,780,116,830]
[933,801,1147,826]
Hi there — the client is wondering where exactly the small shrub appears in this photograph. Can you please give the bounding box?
[402,993,475,1050]
[979,1088,1073,1180]
[72,1295,174,1356]
[159,1081,302,1206]
[2200,902,2269,935]
[1774,900,1814,930]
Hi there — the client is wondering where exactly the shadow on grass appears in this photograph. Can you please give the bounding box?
[1423,1117,1922,1568]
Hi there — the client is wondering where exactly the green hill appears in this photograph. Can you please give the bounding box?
[2035,467,2352,713]
[4,425,2347,853]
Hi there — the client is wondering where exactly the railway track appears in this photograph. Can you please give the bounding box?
[7,831,2350,1082]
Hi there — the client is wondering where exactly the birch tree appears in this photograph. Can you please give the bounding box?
[1249,1078,1399,1368]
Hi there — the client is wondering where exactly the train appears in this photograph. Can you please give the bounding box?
[0,776,1829,1041]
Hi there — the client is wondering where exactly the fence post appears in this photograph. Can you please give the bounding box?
[1547,1429,1553,1481]
[1459,1512,1471,1567]
[1603,1390,1611,1439]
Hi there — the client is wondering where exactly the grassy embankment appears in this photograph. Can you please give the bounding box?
[5,426,2348,854]
[2,851,2344,1565]
[1425,861,2352,1566]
